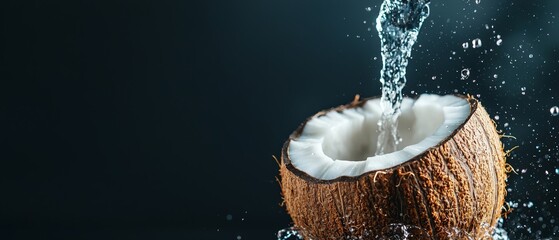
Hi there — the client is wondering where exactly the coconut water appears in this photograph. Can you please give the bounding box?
[375,0,431,155]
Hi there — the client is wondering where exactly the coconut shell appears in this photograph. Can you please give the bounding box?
[279,95,507,239]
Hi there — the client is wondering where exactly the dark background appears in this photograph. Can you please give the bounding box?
[1,0,558,239]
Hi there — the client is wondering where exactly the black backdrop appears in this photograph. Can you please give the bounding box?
[2,0,559,239]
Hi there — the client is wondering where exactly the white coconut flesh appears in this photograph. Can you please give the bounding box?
[288,94,471,180]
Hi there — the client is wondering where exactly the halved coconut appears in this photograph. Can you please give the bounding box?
[280,94,507,239]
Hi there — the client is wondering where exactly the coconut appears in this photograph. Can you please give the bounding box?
[279,94,507,239]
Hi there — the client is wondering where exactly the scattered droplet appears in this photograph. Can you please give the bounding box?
[462,42,469,49]
[365,7,372,12]
[475,0,481,4]
[472,38,482,48]
[461,69,470,80]
[432,76,437,80]
[529,54,534,58]
[226,214,233,221]
[494,115,500,120]
[555,168,559,175]
[496,39,503,46]
[493,74,498,78]
[381,223,430,239]
[551,106,559,116]
[277,227,304,240]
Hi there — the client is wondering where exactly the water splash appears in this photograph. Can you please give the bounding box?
[277,220,510,240]
[277,227,304,240]
[375,0,431,155]
[376,223,430,239]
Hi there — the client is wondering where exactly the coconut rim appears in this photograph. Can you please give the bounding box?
[281,94,479,183]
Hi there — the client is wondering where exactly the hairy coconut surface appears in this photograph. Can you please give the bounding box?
[279,94,507,239]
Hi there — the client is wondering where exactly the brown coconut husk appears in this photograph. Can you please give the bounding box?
[279,95,507,240]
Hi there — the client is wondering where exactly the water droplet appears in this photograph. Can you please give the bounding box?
[527,201,534,208]
[472,38,482,48]
[461,69,470,80]
[365,7,372,12]
[475,0,481,4]
[462,42,469,49]
[529,54,534,58]
[226,214,233,221]
[277,227,304,240]
[494,115,500,120]
[381,223,430,239]
[432,76,437,80]
[555,168,559,175]
[496,39,503,46]
[551,106,559,116]
[493,74,498,78]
